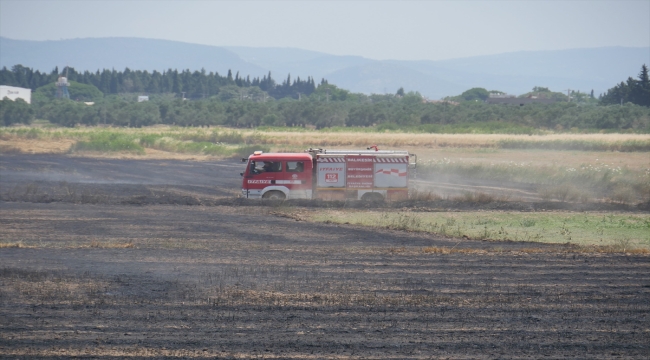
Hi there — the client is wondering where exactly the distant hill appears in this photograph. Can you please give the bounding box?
[1,37,648,99]
[0,37,266,77]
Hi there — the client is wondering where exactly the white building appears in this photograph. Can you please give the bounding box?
[0,85,32,104]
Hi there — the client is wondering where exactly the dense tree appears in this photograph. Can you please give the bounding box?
[346,104,385,127]
[0,97,33,126]
[0,65,318,101]
[633,65,650,107]
[459,87,490,101]
[43,101,92,127]
[34,81,104,102]
[520,87,568,101]
[446,87,502,103]
[601,64,650,107]
[2,64,649,132]
[17,92,650,131]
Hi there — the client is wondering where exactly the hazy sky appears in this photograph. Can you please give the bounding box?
[1,0,648,61]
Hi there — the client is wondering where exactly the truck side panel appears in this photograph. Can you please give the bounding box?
[313,154,410,201]
[316,157,346,188]
[374,162,408,188]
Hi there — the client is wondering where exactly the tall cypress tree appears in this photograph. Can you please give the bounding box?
[109,70,119,94]
[171,70,181,94]
[636,64,650,106]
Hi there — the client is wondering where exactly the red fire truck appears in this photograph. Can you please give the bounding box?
[241,148,416,201]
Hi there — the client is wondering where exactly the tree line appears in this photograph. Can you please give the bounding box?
[1,64,649,131]
[0,65,317,100]
[0,92,642,132]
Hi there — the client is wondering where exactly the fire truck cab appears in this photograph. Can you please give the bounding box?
[241,152,314,200]
[241,149,416,201]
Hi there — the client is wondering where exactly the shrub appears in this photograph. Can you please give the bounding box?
[72,132,144,154]
[0,98,33,126]
[609,186,637,204]
[214,130,244,144]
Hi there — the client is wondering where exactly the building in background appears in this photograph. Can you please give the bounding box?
[485,93,558,105]
[0,85,32,104]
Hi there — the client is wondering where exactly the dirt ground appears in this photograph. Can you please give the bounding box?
[1,155,649,359]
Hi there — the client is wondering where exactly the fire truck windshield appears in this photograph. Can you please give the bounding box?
[250,161,282,174]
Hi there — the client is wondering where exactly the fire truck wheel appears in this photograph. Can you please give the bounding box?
[361,192,384,202]
[263,191,286,200]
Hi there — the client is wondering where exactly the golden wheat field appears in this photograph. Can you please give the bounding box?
[250,130,650,147]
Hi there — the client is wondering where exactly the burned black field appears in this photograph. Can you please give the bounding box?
[1,155,649,359]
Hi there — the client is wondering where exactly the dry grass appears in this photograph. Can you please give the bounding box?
[311,210,650,250]
[2,125,649,155]
[0,137,75,154]
[2,128,648,183]
[420,245,650,255]
[408,188,444,201]
[69,148,218,161]
[246,130,650,148]
[455,191,507,203]
[0,144,22,154]
[421,246,488,254]
[409,189,508,204]
[88,241,135,249]
[0,237,135,249]
[413,147,650,170]
[0,348,265,359]
[0,242,34,249]
[537,183,592,202]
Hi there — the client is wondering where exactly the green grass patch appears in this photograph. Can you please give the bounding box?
[255,122,539,134]
[0,127,45,139]
[170,129,245,144]
[319,122,539,134]
[233,144,270,158]
[312,210,650,250]
[414,122,538,135]
[72,132,144,154]
[498,139,650,152]
[255,126,313,133]
[136,133,268,157]
[12,127,264,157]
